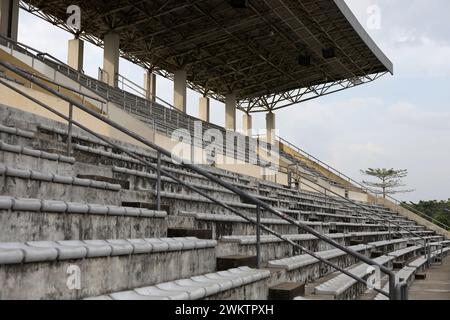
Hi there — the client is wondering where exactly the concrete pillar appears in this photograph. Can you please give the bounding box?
[243,113,252,136]
[225,93,237,131]
[67,38,84,72]
[173,70,187,113]
[199,96,210,122]
[0,0,19,41]
[144,71,156,102]
[102,32,120,87]
[266,111,276,144]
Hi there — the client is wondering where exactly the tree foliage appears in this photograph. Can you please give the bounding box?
[404,199,450,230]
[360,168,414,198]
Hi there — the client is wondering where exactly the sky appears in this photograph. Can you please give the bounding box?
[15,0,450,202]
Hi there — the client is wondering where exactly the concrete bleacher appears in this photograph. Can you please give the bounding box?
[0,103,448,300]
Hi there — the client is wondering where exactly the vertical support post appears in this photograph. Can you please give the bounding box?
[173,70,187,113]
[389,272,397,300]
[67,103,73,156]
[225,93,236,131]
[243,113,252,136]
[156,152,161,211]
[102,32,120,87]
[266,111,276,145]
[144,71,156,102]
[388,220,391,240]
[256,205,261,269]
[199,96,210,122]
[0,0,19,41]
[67,38,84,72]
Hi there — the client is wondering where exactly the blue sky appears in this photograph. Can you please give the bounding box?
[16,0,450,202]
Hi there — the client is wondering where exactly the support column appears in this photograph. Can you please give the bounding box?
[102,32,120,87]
[266,111,276,144]
[243,113,252,136]
[225,93,236,131]
[199,96,210,122]
[173,70,187,113]
[144,71,156,102]
[0,0,19,41]
[67,38,84,72]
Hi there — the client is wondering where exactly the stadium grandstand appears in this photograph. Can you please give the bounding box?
[0,0,448,302]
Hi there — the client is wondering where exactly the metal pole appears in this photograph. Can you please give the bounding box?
[157,151,161,211]
[256,205,261,269]
[389,272,398,300]
[67,103,73,156]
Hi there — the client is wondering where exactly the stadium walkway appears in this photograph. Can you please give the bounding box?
[409,256,450,300]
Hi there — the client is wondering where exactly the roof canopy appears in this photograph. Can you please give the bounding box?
[21,0,393,112]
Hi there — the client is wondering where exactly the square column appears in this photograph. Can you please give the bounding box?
[173,70,187,113]
[225,93,237,131]
[199,96,210,122]
[266,111,276,144]
[102,32,120,87]
[67,38,84,72]
[243,113,252,136]
[0,0,19,41]
[144,71,156,102]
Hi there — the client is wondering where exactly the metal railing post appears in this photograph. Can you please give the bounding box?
[394,281,408,300]
[67,103,73,156]
[157,151,162,211]
[256,205,261,269]
[389,272,398,300]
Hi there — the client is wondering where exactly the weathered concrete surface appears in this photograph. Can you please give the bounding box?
[0,210,167,242]
[0,248,216,300]
[206,278,269,300]
[409,256,450,300]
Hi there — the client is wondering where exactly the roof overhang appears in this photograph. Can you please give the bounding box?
[20,0,393,112]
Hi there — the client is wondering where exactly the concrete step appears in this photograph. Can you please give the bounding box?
[85,267,271,300]
[0,196,167,242]
[0,237,217,300]
[269,282,305,300]
[216,255,258,271]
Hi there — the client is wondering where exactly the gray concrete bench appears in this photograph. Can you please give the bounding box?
[0,124,34,139]
[0,196,166,218]
[268,244,372,271]
[0,237,216,264]
[38,124,109,147]
[85,266,270,300]
[0,164,121,191]
[0,141,75,163]
[314,255,394,297]
[113,166,235,195]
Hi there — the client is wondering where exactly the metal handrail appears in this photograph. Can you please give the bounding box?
[116,73,177,111]
[0,34,70,71]
[0,59,402,299]
[22,67,106,106]
[276,135,450,231]
[258,140,431,248]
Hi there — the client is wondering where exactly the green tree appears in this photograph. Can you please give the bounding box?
[360,168,414,198]
[405,199,450,230]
